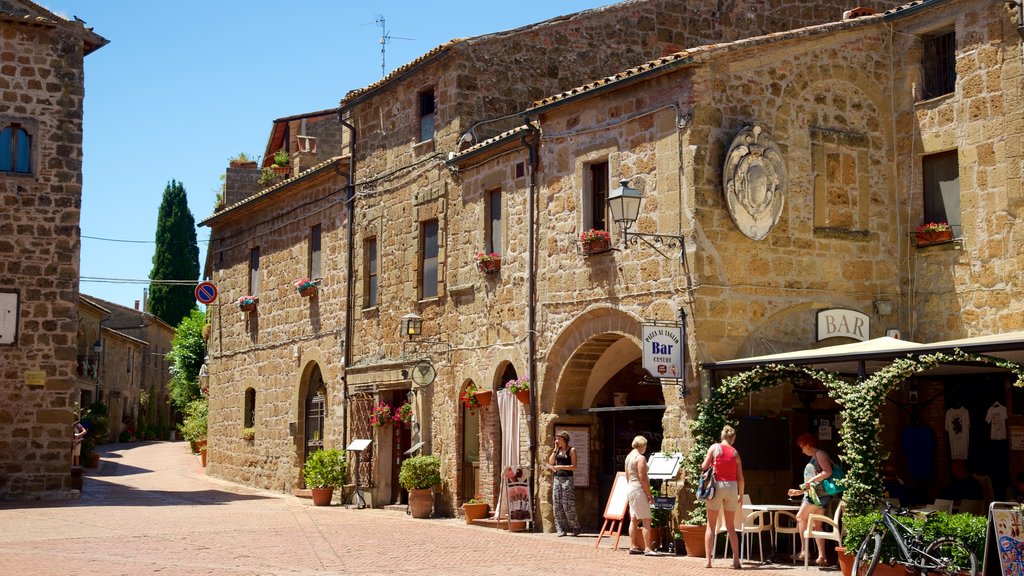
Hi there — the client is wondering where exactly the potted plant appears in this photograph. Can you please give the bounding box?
[369,402,392,428]
[228,152,256,169]
[460,383,483,413]
[916,221,953,246]
[471,383,492,407]
[462,498,489,525]
[392,401,413,425]
[678,507,708,558]
[257,166,282,187]
[649,488,672,551]
[79,401,110,468]
[399,455,442,518]
[673,529,685,556]
[178,397,208,467]
[273,148,289,167]
[294,277,319,297]
[579,228,612,255]
[504,377,530,404]
[474,251,501,273]
[842,511,985,576]
[237,295,258,312]
[302,448,347,506]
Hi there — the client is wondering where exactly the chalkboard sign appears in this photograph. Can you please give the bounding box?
[732,417,789,470]
[603,472,630,521]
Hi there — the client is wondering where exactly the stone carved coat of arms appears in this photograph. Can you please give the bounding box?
[723,125,787,241]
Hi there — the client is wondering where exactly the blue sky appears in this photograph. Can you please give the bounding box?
[40,1,610,311]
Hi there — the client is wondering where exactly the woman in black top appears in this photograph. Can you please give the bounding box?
[548,431,581,536]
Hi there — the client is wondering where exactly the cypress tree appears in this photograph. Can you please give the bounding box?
[149,179,199,327]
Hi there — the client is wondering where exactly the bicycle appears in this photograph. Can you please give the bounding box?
[852,501,977,576]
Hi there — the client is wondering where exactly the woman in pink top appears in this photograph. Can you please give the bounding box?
[701,425,744,569]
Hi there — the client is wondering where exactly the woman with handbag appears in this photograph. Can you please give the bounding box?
[701,425,744,569]
[786,433,835,566]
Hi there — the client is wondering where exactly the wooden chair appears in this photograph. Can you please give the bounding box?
[804,501,845,569]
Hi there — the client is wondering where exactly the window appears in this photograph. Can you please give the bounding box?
[364,237,378,308]
[309,224,321,279]
[421,220,439,299]
[0,122,31,174]
[922,30,956,100]
[585,161,609,231]
[923,150,961,237]
[419,90,436,142]
[244,388,256,428]
[249,247,260,295]
[486,189,503,255]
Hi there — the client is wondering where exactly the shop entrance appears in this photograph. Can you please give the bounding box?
[388,389,413,505]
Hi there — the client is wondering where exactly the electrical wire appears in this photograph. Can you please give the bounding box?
[80,277,199,285]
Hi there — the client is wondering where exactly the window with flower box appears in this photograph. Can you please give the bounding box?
[249,247,260,296]
[486,188,502,256]
[923,150,960,239]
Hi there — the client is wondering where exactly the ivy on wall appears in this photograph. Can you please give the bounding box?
[683,349,1024,522]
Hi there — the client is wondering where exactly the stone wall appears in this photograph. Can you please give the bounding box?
[0,5,103,499]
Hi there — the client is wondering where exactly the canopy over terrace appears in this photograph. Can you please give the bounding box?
[702,331,1024,378]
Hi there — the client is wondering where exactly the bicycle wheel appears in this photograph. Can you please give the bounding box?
[853,526,882,576]
[922,537,977,576]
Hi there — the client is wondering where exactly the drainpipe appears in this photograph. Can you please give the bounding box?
[521,122,540,528]
[338,113,356,450]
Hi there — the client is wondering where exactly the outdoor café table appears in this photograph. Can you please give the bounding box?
[741,503,802,563]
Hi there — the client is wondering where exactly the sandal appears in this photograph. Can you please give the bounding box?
[629,547,644,555]
[816,558,831,567]
[792,554,806,563]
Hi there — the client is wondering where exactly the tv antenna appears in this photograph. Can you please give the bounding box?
[373,16,414,78]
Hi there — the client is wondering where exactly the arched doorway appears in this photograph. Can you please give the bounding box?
[460,379,481,501]
[304,365,326,462]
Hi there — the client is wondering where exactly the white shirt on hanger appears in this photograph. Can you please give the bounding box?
[985,403,1008,440]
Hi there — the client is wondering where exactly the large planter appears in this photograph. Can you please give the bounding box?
[916,229,953,246]
[679,524,707,558]
[87,452,101,468]
[581,237,612,255]
[311,487,334,506]
[463,502,489,524]
[515,389,530,404]
[474,390,492,406]
[408,488,433,518]
[837,547,854,576]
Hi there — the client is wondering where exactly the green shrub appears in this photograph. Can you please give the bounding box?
[399,455,442,490]
[843,511,986,565]
[302,449,347,488]
[257,167,280,187]
[178,397,208,444]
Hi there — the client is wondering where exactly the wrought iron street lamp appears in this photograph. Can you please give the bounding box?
[607,178,686,263]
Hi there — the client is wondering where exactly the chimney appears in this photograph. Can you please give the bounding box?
[134,300,140,311]
[293,135,318,176]
[224,160,260,207]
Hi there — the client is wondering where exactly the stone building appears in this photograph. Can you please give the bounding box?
[0,1,106,499]
[87,295,175,440]
[201,0,1024,526]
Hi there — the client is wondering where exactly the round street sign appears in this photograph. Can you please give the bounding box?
[195,281,218,305]
[410,361,436,388]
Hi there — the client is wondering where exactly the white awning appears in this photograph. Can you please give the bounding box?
[703,332,1024,376]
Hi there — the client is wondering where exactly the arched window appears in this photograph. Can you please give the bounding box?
[0,123,31,174]
[244,388,256,427]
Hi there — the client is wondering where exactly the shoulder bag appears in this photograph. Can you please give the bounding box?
[821,460,845,496]
[696,445,719,500]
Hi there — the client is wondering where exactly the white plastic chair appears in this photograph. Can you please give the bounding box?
[774,510,800,558]
[928,498,954,513]
[738,508,772,562]
[804,501,845,569]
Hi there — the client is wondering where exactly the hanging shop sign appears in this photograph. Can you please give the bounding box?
[816,308,869,342]
[642,323,682,380]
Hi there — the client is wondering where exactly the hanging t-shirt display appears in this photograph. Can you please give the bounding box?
[985,402,1008,440]
[945,406,970,460]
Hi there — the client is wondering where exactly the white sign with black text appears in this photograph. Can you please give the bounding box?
[642,324,682,380]
[816,308,869,342]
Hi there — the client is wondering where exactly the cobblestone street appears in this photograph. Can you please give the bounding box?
[0,442,825,575]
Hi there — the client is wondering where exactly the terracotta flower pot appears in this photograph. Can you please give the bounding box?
[581,236,611,255]
[239,301,257,312]
[515,389,530,404]
[463,502,489,524]
[200,448,207,468]
[311,487,334,506]
[837,546,854,576]
[298,285,317,297]
[916,229,953,246]
[474,390,492,406]
[477,257,501,273]
[679,524,706,558]
[408,488,433,518]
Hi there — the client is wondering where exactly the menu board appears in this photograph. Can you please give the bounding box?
[603,472,630,521]
[991,505,1024,576]
[555,425,590,487]
[503,466,533,524]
